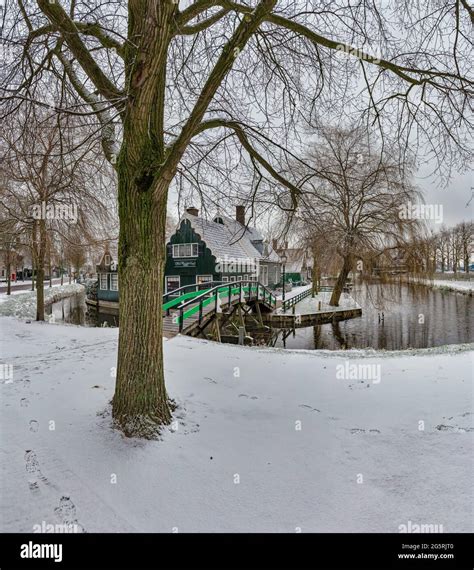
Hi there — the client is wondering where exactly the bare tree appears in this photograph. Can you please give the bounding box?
[1,0,471,436]
[0,108,114,319]
[285,125,422,305]
[458,221,473,273]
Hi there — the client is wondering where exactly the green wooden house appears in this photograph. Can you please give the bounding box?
[95,249,119,304]
[164,207,281,293]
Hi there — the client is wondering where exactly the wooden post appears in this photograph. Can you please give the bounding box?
[214,316,221,342]
[238,326,245,345]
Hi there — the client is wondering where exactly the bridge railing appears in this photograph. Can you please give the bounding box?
[175,280,277,333]
[281,285,352,312]
[281,286,312,312]
[162,281,227,315]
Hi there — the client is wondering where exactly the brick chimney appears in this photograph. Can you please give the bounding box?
[236,205,245,226]
[186,206,198,216]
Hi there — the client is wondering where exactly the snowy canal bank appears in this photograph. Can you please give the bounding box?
[0,318,472,532]
[0,284,84,319]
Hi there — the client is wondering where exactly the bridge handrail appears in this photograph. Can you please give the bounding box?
[281,285,352,312]
[174,280,277,333]
[162,280,227,307]
[281,286,312,312]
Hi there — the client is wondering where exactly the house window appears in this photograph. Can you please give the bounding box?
[197,275,213,285]
[172,243,199,258]
[104,254,110,265]
[243,274,249,281]
[222,276,229,282]
[99,273,108,290]
[110,274,119,291]
[166,276,180,293]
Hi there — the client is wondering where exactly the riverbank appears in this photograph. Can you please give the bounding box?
[1,317,472,532]
[406,275,473,295]
[0,284,84,319]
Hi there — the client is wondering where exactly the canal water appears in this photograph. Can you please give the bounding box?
[46,292,118,328]
[48,282,473,350]
[274,281,473,350]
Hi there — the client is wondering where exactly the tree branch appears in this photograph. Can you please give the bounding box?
[36,0,123,106]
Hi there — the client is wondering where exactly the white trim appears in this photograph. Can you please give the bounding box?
[197,274,213,284]
[110,273,119,291]
[165,275,180,293]
[172,243,199,258]
[99,273,108,290]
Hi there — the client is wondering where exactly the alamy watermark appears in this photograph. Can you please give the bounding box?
[20,541,62,563]
[335,43,382,64]
[399,202,443,224]
[215,255,259,275]
[399,520,444,533]
[0,362,13,383]
[336,361,381,384]
[30,201,78,224]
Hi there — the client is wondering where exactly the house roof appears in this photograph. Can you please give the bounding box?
[181,213,280,264]
[283,248,309,273]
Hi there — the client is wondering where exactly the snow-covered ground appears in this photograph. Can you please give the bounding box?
[277,290,360,315]
[1,317,472,533]
[408,276,473,294]
[274,284,311,300]
[0,284,84,317]
[429,279,473,293]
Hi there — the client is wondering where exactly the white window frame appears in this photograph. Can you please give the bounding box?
[197,275,213,285]
[243,274,249,281]
[99,273,108,290]
[104,254,111,265]
[166,275,180,293]
[172,243,199,258]
[110,273,119,291]
[222,276,229,282]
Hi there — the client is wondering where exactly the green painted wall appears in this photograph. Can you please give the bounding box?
[97,273,119,301]
[165,220,220,288]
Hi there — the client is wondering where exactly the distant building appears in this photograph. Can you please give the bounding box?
[273,242,312,284]
[94,248,119,305]
[164,206,282,293]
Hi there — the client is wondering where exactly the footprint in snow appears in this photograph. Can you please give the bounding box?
[20,398,29,407]
[29,420,39,432]
[54,495,86,532]
[24,450,55,490]
[350,428,380,434]
[435,424,474,433]
[299,404,321,412]
[25,450,40,492]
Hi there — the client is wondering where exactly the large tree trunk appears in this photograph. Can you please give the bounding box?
[329,256,352,306]
[112,173,172,438]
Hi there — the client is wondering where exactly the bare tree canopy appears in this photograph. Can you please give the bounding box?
[1,0,471,436]
[280,123,422,305]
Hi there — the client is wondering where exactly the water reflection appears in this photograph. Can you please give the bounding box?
[274,281,472,350]
[48,282,472,350]
[46,293,119,328]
